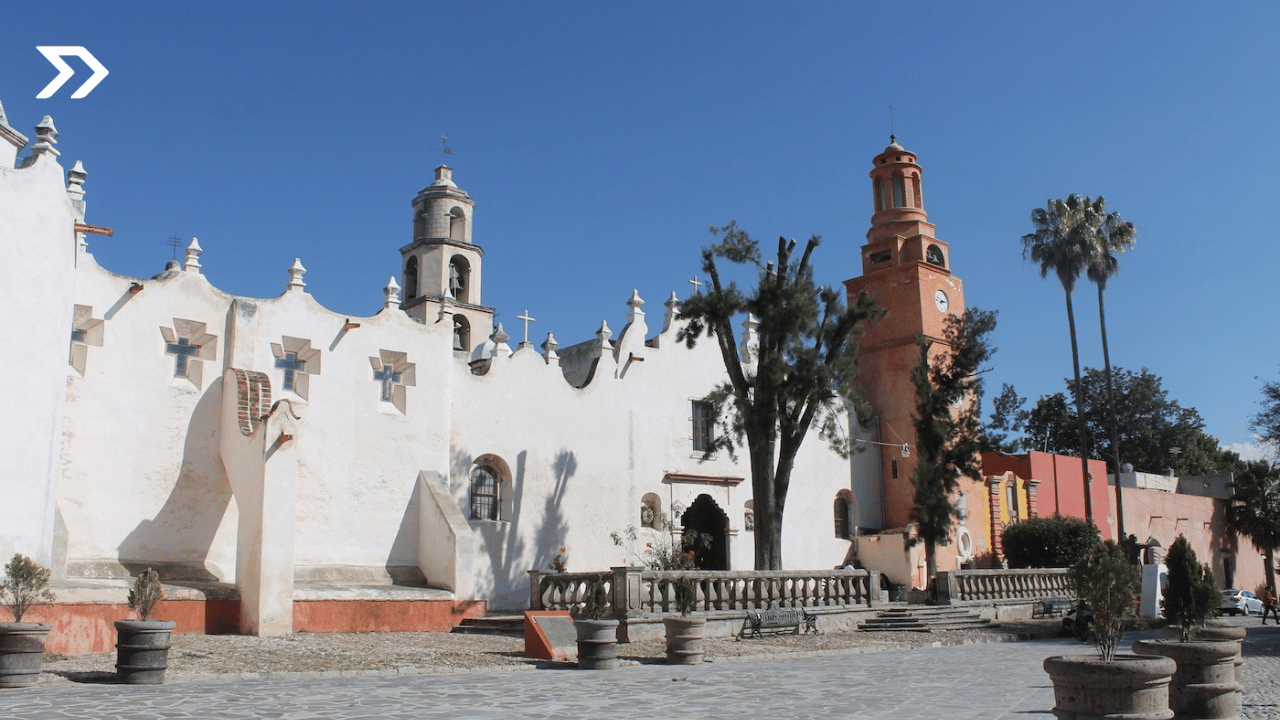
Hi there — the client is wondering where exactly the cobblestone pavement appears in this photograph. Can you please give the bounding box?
[0,616,1276,719]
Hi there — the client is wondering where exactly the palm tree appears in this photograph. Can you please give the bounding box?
[1022,195,1096,523]
[1227,461,1280,591]
[1084,200,1137,538]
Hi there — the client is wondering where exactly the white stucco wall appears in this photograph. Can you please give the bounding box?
[0,145,76,566]
[2,109,876,612]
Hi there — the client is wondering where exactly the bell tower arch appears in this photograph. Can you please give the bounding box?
[399,165,493,345]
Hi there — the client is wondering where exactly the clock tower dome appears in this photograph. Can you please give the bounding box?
[844,138,966,531]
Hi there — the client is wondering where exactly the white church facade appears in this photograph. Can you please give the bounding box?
[1,101,883,641]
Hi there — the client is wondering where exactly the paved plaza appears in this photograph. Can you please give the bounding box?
[2,619,1279,720]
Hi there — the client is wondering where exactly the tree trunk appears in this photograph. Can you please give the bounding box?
[1064,288,1093,524]
[924,539,938,602]
[1099,284,1126,539]
[1267,547,1276,593]
[751,433,783,571]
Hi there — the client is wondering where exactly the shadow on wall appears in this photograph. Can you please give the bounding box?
[116,377,233,581]
[472,448,576,611]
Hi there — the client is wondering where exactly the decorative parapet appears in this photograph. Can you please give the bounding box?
[529,567,878,616]
[937,567,1070,605]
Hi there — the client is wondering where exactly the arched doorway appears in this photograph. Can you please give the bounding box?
[681,494,729,570]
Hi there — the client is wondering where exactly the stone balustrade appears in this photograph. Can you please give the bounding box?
[937,568,1071,605]
[529,567,878,615]
[527,571,613,613]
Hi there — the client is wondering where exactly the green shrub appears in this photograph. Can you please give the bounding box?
[1068,540,1141,661]
[0,554,55,623]
[1002,515,1101,568]
[582,574,611,620]
[1162,535,1218,641]
[673,578,697,616]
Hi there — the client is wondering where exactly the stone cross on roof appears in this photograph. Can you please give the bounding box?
[517,310,536,347]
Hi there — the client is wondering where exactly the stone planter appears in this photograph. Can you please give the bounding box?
[663,616,705,665]
[1043,654,1176,720]
[0,623,51,689]
[115,620,176,684]
[575,618,618,670]
[1132,638,1241,719]
[1163,624,1246,684]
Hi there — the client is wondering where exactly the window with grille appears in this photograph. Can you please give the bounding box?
[692,400,714,453]
[470,465,499,520]
[834,495,851,539]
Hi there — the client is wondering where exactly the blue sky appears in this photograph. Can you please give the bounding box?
[4,1,1277,458]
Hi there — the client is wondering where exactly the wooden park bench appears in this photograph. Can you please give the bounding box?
[740,601,819,639]
[1034,596,1073,619]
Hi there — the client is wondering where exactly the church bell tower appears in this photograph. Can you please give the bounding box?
[844,137,966,531]
[400,165,493,352]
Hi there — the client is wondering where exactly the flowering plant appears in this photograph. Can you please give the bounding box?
[549,547,568,574]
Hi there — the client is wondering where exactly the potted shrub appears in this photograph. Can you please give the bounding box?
[0,554,55,688]
[663,577,706,665]
[574,574,618,670]
[1133,536,1241,719]
[115,568,176,684]
[1043,540,1176,719]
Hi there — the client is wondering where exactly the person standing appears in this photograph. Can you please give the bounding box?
[1262,586,1278,625]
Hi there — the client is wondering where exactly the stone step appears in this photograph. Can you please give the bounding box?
[450,614,526,637]
[859,606,995,633]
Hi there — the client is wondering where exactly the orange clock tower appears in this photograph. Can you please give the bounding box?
[844,137,966,531]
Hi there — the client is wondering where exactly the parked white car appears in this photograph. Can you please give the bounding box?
[1221,589,1264,616]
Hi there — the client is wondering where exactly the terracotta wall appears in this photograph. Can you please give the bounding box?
[25,597,484,656]
[1120,485,1265,593]
[982,451,1113,541]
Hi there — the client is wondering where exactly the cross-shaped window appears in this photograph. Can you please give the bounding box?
[374,364,401,402]
[369,350,415,413]
[160,320,216,388]
[270,337,320,399]
[69,305,104,376]
[167,337,201,378]
[275,351,306,392]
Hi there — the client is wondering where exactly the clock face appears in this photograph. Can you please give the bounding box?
[934,290,949,313]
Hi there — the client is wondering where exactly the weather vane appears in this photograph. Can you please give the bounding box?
[439,133,454,165]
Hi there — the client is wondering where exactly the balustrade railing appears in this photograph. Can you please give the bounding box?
[529,567,877,615]
[937,568,1071,604]
[527,571,612,614]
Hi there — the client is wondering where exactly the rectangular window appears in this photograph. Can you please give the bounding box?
[692,400,714,453]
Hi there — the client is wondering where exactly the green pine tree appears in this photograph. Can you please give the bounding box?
[908,309,996,587]
[1162,535,1219,641]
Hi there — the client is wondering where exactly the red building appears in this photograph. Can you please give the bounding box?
[982,451,1114,541]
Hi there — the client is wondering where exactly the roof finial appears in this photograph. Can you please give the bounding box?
[31,116,59,157]
[184,238,203,274]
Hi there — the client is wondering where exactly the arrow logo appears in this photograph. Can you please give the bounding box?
[36,47,109,99]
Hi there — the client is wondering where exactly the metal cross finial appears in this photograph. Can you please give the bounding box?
[439,133,453,164]
[888,102,896,137]
[689,276,703,295]
[517,309,536,344]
